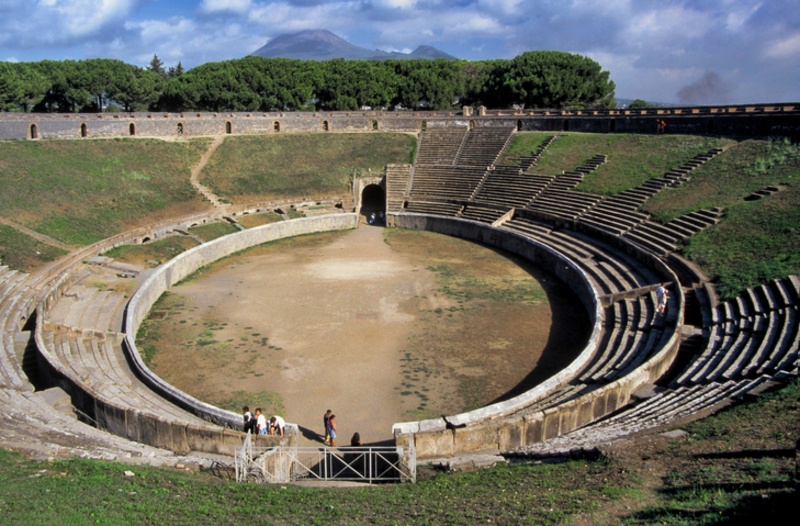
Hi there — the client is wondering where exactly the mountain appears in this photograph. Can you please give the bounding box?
[250,29,457,61]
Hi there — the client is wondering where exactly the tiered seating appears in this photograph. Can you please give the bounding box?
[524,156,607,222]
[624,208,723,256]
[579,291,677,383]
[579,148,724,236]
[456,127,515,167]
[459,205,506,224]
[40,326,220,429]
[0,267,35,392]
[471,166,554,209]
[415,128,467,166]
[518,135,560,171]
[385,164,412,213]
[409,166,487,201]
[672,277,799,386]
[504,218,661,297]
[509,375,773,457]
[405,200,462,216]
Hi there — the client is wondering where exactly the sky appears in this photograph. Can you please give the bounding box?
[1,0,798,105]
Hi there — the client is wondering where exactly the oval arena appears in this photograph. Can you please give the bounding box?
[0,108,798,474]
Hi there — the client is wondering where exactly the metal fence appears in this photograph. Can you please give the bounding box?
[235,433,416,484]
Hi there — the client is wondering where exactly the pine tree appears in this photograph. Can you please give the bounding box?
[148,54,167,79]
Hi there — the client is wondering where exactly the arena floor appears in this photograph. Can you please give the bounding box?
[144,225,589,445]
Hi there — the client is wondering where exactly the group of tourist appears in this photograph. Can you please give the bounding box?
[368,211,385,225]
[242,406,285,437]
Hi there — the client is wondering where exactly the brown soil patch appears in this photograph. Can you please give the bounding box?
[142,226,589,444]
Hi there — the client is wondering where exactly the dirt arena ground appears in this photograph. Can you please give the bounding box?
[139,225,589,445]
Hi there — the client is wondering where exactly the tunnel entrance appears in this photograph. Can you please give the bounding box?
[361,184,385,225]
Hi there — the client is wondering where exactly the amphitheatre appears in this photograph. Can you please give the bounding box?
[0,104,798,488]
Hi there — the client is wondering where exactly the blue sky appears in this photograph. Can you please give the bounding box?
[1,0,798,104]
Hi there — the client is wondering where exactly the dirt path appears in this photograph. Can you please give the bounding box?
[189,136,227,209]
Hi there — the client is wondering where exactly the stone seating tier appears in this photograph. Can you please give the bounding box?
[456,127,515,167]
[416,129,468,166]
[671,278,799,387]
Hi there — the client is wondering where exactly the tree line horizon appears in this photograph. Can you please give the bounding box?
[0,51,616,114]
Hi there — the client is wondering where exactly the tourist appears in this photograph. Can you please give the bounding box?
[255,408,268,435]
[379,211,385,224]
[328,414,337,447]
[269,415,285,437]
[656,284,668,315]
[659,120,666,134]
[369,212,376,225]
[323,409,332,444]
[350,432,361,447]
[242,406,255,434]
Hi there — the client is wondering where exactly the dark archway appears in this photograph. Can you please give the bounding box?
[129,123,136,136]
[225,121,233,134]
[609,119,616,132]
[516,120,523,132]
[274,121,281,132]
[322,120,329,131]
[80,123,88,138]
[361,184,386,224]
[469,120,476,130]
[563,119,570,131]
[177,122,184,135]
[29,123,38,139]
[372,119,379,131]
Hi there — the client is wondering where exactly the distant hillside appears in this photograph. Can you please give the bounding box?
[250,29,457,61]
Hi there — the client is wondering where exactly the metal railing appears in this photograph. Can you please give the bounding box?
[235,433,415,484]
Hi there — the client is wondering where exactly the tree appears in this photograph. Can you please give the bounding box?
[148,54,167,79]
[168,62,184,79]
[629,98,653,109]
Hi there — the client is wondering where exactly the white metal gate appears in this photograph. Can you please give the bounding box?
[235,434,416,484]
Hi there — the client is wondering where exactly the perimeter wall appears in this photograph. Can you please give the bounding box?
[1,102,798,140]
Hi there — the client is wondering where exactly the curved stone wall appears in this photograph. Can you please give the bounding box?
[388,213,684,458]
[1,102,797,141]
[123,214,359,429]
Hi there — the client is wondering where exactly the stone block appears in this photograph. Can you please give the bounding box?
[414,430,453,459]
[524,414,544,446]
[186,425,222,453]
[453,424,499,453]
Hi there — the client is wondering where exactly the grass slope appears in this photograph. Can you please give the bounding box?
[0,224,68,272]
[0,138,212,245]
[199,133,417,204]
[0,378,794,525]
[645,138,800,300]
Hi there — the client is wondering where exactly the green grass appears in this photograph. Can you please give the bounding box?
[102,236,199,268]
[643,139,800,300]
[505,133,733,194]
[187,222,239,241]
[0,378,794,525]
[199,133,417,204]
[0,138,212,245]
[498,132,560,165]
[237,212,284,228]
[0,224,68,272]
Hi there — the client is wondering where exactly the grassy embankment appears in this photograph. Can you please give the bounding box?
[0,377,794,525]
[503,133,800,300]
[199,133,417,204]
[0,138,212,250]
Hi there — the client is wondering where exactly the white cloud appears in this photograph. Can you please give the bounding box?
[125,17,197,45]
[200,0,253,14]
[629,6,712,41]
[3,57,20,62]
[725,2,762,32]
[765,33,800,58]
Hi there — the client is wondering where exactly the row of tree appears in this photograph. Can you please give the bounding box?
[0,51,616,113]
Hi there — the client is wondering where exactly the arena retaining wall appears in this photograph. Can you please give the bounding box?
[1,102,798,141]
[123,214,359,428]
[388,213,684,459]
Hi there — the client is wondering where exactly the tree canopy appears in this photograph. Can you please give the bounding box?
[0,51,615,113]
